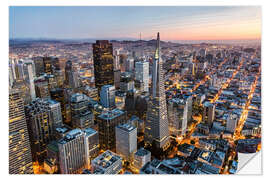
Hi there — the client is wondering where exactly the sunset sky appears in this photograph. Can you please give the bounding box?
[9,6,261,41]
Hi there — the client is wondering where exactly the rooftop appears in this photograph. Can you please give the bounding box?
[98,108,125,120]
[116,123,136,132]
[83,128,97,136]
[70,93,89,103]
[58,129,84,144]
[135,148,151,157]
[92,150,122,170]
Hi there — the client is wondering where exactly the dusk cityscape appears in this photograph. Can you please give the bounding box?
[9,6,261,174]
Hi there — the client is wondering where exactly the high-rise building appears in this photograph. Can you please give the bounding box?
[83,128,99,168]
[93,40,114,94]
[58,129,87,174]
[113,49,121,89]
[83,86,99,101]
[65,60,79,88]
[45,74,58,90]
[54,70,64,88]
[12,80,32,105]
[25,98,59,163]
[23,59,36,77]
[70,93,94,129]
[132,148,151,172]
[135,61,149,92]
[115,123,137,161]
[15,61,24,80]
[44,141,60,174]
[91,150,122,174]
[9,89,33,174]
[100,85,116,109]
[125,58,134,72]
[145,33,170,151]
[23,61,36,100]
[43,57,60,75]
[50,88,68,125]
[33,57,45,77]
[47,99,63,130]
[9,65,14,87]
[34,77,50,99]
[120,72,134,92]
[114,49,121,71]
[43,57,53,75]
[226,113,238,133]
[203,101,216,126]
[115,91,126,110]
[167,97,192,136]
[96,108,127,151]
[114,70,121,89]
[10,59,17,81]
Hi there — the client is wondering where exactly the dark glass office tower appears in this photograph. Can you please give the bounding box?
[9,89,34,174]
[93,40,114,95]
[65,60,79,89]
[50,88,68,125]
[43,57,60,75]
[43,57,53,75]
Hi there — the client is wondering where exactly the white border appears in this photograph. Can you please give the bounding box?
[2,0,269,180]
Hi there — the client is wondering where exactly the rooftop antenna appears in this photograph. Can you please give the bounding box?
[140,32,144,60]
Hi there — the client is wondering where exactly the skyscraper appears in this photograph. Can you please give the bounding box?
[135,61,149,92]
[34,77,50,99]
[50,88,68,125]
[132,148,151,172]
[25,98,58,163]
[58,129,87,174]
[113,49,121,89]
[100,85,116,109]
[43,57,53,75]
[47,99,63,131]
[43,57,60,75]
[97,109,127,151]
[70,93,94,129]
[114,49,121,71]
[93,40,114,94]
[203,101,216,127]
[120,72,134,92]
[167,97,192,136]
[125,58,134,72]
[9,65,14,87]
[115,123,137,161]
[83,128,99,169]
[145,33,170,151]
[23,61,36,100]
[226,113,238,133]
[65,60,79,89]
[33,57,45,77]
[9,89,33,174]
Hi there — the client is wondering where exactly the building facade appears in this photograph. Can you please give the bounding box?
[145,33,170,151]
[58,129,87,174]
[93,40,114,94]
[9,89,33,174]
[100,85,116,109]
[116,123,137,161]
[70,93,94,129]
[91,150,122,174]
[135,61,149,92]
[97,108,127,151]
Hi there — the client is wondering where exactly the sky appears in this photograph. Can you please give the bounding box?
[9,6,261,41]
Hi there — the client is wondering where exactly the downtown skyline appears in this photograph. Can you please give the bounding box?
[9,6,261,42]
